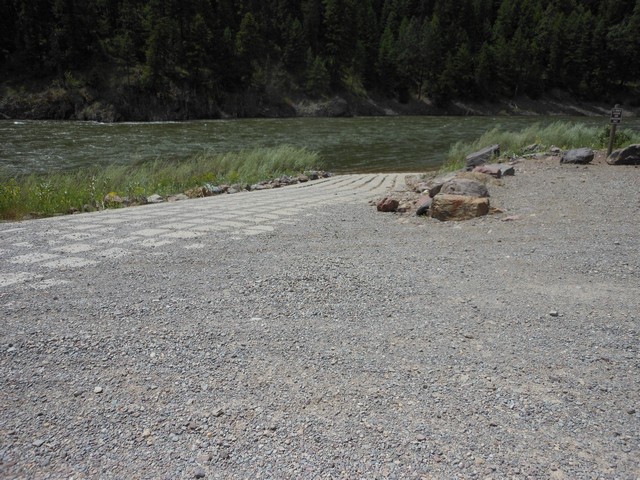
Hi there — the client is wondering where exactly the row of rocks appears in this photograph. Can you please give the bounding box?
[560,144,640,165]
[376,145,516,221]
[100,171,332,209]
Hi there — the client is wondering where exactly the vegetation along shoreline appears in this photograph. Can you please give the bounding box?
[2,122,639,222]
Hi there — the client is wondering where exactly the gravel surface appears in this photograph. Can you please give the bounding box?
[0,160,638,479]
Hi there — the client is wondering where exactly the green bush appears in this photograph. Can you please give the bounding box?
[596,125,633,149]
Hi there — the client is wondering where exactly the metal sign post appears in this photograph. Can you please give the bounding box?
[608,106,622,157]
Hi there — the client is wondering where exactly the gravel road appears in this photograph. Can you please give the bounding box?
[1,161,638,479]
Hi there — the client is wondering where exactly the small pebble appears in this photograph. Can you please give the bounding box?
[33,439,45,447]
[211,407,224,417]
[142,428,152,438]
[194,468,206,479]
[549,311,559,317]
[94,387,103,394]
[197,453,213,463]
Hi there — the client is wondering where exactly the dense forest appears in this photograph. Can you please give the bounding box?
[0,0,639,120]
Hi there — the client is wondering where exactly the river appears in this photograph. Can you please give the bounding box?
[1,116,638,176]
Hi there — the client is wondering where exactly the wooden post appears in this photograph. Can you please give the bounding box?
[607,123,617,157]
[608,105,622,157]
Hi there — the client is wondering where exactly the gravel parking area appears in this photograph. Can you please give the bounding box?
[1,161,638,479]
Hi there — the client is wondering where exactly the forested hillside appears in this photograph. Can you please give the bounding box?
[1,0,639,120]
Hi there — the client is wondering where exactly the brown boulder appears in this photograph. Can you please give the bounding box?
[377,197,399,212]
[430,194,490,221]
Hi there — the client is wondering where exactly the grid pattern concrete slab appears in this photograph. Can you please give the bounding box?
[0,173,415,290]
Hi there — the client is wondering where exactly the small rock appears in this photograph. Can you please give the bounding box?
[142,428,152,438]
[211,407,224,417]
[416,434,427,442]
[485,163,515,176]
[376,197,399,212]
[627,408,636,415]
[415,196,432,216]
[549,311,559,317]
[94,387,103,394]
[7,346,16,353]
[104,192,124,205]
[194,468,206,478]
[73,390,84,397]
[472,165,502,178]
[146,194,164,204]
[198,453,213,463]
[415,182,431,194]
[167,193,189,202]
[33,439,45,447]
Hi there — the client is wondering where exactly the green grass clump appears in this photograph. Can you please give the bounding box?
[441,121,640,172]
[0,145,322,221]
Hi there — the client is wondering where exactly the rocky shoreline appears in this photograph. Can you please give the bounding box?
[375,143,640,220]
[98,171,333,212]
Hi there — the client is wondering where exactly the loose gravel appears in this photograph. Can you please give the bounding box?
[1,158,638,479]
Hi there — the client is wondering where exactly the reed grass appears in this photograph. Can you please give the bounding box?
[441,121,640,172]
[0,145,322,220]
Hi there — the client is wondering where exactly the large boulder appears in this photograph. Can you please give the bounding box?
[465,144,500,170]
[560,148,594,164]
[607,144,640,165]
[423,172,458,197]
[440,178,490,198]
[430,194,490,221]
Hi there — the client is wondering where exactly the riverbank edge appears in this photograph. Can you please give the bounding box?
[1,84,638,122]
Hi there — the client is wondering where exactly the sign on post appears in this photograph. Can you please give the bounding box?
[607,106,622,157]
[610,107,623,124]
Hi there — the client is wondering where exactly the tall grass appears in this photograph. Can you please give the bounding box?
[442,121,640,172]
[0,145,322,221]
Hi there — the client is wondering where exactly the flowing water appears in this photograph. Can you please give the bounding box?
[1,116,638,176]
